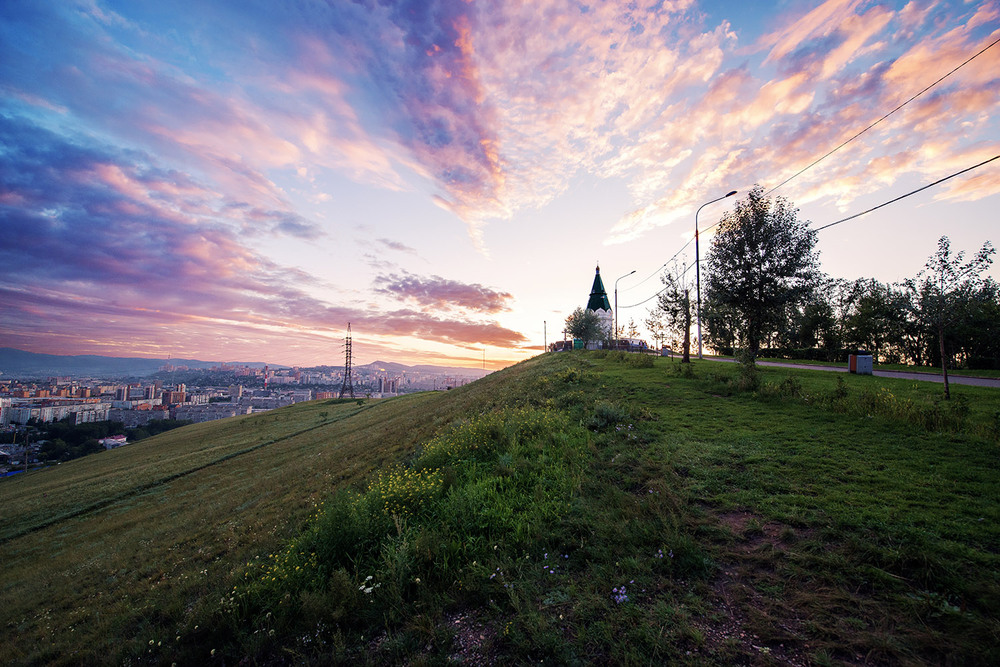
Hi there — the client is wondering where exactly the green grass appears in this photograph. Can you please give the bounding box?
[749,355,1000,378]
[2,353,998,665]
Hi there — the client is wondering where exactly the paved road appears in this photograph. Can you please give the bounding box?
[718,358,1000,388]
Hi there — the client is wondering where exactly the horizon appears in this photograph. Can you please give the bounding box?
[2,1,997,369]
[0,347,494,375]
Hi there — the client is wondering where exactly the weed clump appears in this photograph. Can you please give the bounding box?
[625,353,655,369]
[587,402,631,431]
[671,361,696,378]
[760,375,804,399]
[602,350,655,368]
[733,350,761,392]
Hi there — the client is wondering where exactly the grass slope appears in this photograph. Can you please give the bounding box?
[1,353,998,665]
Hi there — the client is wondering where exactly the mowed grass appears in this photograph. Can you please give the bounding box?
[1,353,998,665]
[0,391,481,665]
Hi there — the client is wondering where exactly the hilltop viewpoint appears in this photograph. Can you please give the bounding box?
[1,352,998,665]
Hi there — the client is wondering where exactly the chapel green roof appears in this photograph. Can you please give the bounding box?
[587,265,611,312]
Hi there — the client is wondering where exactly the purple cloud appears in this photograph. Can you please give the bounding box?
[373,272,513,314]
[0,115,526,356]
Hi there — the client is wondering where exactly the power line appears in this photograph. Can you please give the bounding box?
[624,154,998,310]
[814,153,1000,232]
[618,33,1000,320]
[619,261,696,309]
[622,237,695,293]
[764,34,1000,197]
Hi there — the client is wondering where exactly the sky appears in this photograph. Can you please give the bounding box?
[1,0,998,370]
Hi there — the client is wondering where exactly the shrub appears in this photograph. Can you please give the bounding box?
[733,350,761,392]
[625,353,655,369]
[671,362,696,378]
[587,402,631,431]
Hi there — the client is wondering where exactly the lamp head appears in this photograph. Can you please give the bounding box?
[726,190,737,197]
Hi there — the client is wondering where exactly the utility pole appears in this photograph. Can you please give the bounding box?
[544,320,547,352]
[695,190,737,359]
[339,323,355,399]
[615,270,636,346]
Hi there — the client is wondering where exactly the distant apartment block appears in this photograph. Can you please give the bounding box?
[108,406,170,428]
[173,403,252,423]
[1,400,112,425]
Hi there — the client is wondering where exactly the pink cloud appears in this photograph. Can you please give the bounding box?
[604,0,999,244]
[759,0,865,64]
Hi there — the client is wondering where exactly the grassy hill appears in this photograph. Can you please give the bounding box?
[1,353,998,665]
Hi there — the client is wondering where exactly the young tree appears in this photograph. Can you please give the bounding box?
[626,318,640,339]
[705,185,820,362]
[650,264,694,362]
[565,307,604,349]
[644,310,668,350]
[914,236,994,399]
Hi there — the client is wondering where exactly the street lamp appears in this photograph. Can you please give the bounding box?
[615,269,636,347]
[695,190,737,360]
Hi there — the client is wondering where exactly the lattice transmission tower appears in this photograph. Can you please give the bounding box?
[339,322,355,399]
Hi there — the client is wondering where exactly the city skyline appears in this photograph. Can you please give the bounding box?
[2,0,998,369]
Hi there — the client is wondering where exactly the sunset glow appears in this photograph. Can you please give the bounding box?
[2,0,997,369]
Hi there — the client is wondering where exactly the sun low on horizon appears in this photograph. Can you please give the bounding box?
[1,0,997,370]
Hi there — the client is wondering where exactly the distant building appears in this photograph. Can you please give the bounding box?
[290,390,313,403]
[99,435,128,450]
[586,265,614,344]
[174,403,252,423]
[1,401,111,425]
[109,406,170,428]
[161,390,186,405]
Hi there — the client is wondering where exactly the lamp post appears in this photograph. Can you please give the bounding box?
[615,269,636,347]
[695,190,737,360]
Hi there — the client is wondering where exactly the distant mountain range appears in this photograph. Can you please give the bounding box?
[0,348,269,379]
[357,361,491,378]
[0,348,490,380]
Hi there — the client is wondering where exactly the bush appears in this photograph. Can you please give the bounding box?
[670,362,696,378]
[625,353,655,369]
[734,350,761,392]
[761,375,803,399]
[587,402,631,431]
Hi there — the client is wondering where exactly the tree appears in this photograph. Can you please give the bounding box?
[841,278,913,363]
[565,307,604,348]
[626,318,640,339]
[650,264,694,362]
[914,236,994,399]
[644,310,669,350]
[705,185,820,362]
[958,279,1000,369]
